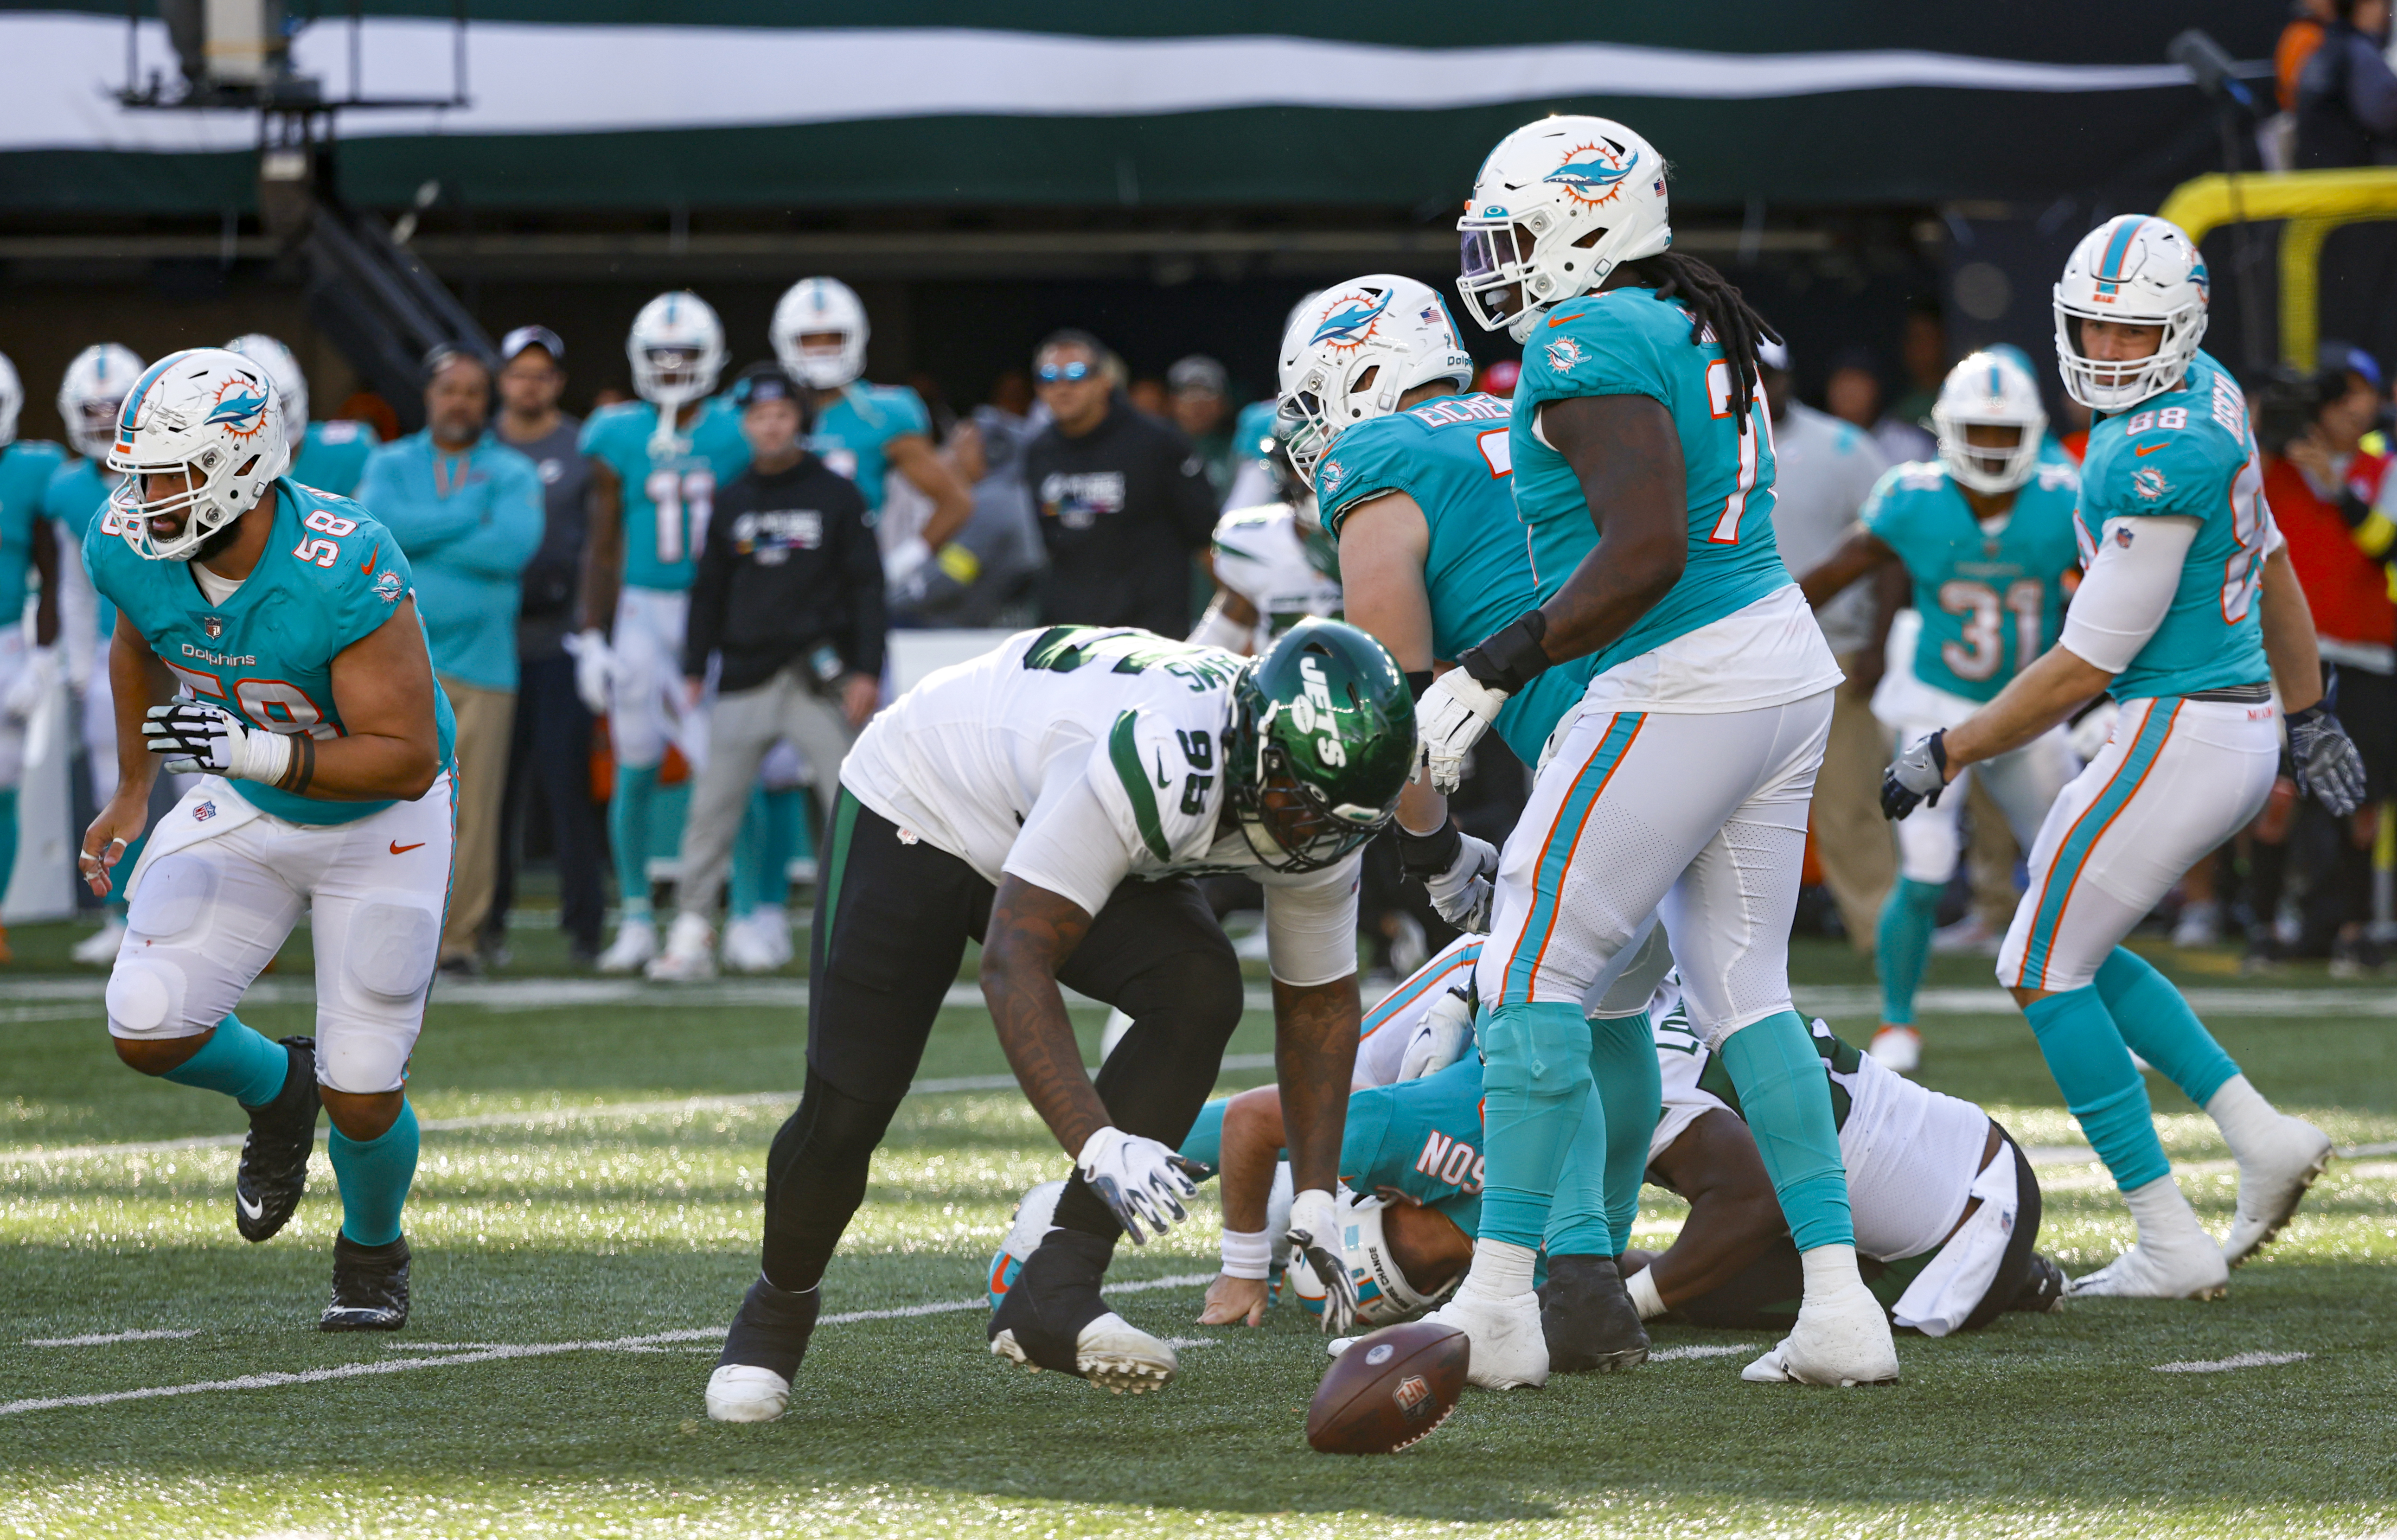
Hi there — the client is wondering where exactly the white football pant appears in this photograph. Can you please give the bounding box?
[608,585,703,773]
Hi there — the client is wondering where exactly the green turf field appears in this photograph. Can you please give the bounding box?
[5,919,2394,1539]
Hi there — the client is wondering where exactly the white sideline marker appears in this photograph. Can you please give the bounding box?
[1648,1343,1762,1362]
[2152,1351,2309,1374]
[0,1273,1216,1418]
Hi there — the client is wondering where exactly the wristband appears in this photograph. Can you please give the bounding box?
[1404,670,1434,702]
[1459,609,1552,695]
[1394,817,1463,880]
[1626,1264,1667,1320]
[233,724,295,786]
[274,732,316,794]
[1220,1227,1274,1281]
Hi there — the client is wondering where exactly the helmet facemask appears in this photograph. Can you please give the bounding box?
[1455,217,1545,339]
[2054,306,2204,414]
[108,441,279,562]
[1227,718,1385,873]
[105,349,289,562]
[67,395,126,462]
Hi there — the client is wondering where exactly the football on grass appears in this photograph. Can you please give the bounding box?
[1305,1320,1469,1454]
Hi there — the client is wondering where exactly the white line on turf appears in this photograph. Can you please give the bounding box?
[1648,1343,1761,1361]
[0,1273,1219,1417]
[24,1329,201,1347]
[2151,1351,2309,1373]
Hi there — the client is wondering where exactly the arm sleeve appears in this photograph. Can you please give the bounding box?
[1001,769,1138,918]
[1259,857,1363,988]
[2058,515,2201,674]
[840,480,888,677]
[681,493,733,676]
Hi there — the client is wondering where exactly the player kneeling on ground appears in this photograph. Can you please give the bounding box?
[705,619,1413,1422]
[80,348,459,1331]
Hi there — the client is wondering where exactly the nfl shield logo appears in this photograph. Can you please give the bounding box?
[203,616,224,640]
[193,800,217,823]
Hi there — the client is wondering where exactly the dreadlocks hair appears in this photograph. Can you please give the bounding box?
[1622,252,1782,438]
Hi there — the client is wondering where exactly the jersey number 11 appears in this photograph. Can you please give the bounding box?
[646,468,716,566]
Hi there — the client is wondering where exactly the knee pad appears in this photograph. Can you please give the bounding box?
[105,955,196,1038]
[317,1022,414,1095]
[127,852,220,939]
[344,897,441,1000]
[1477,1003,1595,1102]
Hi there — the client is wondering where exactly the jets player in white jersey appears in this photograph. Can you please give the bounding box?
[703,619,1414,1422]
[1191,417,1344,655]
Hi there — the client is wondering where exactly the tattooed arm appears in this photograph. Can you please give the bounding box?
[1273,975,1361,1198]
[981,875,1107,1155]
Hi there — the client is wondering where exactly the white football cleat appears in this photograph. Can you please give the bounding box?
[2222,1114,2333,1268]
[990,1310,1177,1394]
[2070,1241,2230,1300]
[1326,1336,1357,1359]
[719,913,784,974]
[703,1363,791,1423]
[71,918,128,965]
[750,904,795,967]
[1867,1026,1922,1074]
[1742,1278,1900,1387]
[596,918,658,974]
[1422,1290,1548,1390]
[646,913,717,982]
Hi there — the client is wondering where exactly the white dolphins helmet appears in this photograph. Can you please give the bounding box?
[1287,1191,1460,1329]
[224,333,309,450]
[1933,351,2049,494]
[105,347,289,562]
[2052,215,2210,413]
[59,344,147,461]
[1277,275,1477,480]
[1457,115,1674,342]
[771,276,869,390]
[0,351,21,446]
[627,290,728,414]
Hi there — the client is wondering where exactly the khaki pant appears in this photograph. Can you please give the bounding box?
[438,677,515,964]
[1814,653,1897,953]
[675,664,859,924]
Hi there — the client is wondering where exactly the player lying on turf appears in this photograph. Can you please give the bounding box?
[704,619,1413,1422]
[78,346,458,1331]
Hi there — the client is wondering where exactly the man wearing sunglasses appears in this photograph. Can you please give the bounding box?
[1023,330,1222,638]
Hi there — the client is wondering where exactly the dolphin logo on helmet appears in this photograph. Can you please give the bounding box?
[1544,145,1638,204]
[1310,290,1394,349]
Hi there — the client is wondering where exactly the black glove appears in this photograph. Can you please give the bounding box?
[2287,703,2366,818]
[1880,729,1950,821]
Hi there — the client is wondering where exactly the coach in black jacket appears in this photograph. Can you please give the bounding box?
[660,365,883,971]
[1023,329,1222,635]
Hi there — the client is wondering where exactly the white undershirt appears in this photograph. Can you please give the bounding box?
[191,561,246,606]
[2057,515,2199,675]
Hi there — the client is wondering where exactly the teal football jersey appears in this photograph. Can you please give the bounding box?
[581,397,751,592]
[1231,397,1279,461]
[88,479,458,826]
[1511,288,1791,677]
[2074,349,2271,700]
[289,419,379,498]
[0,440,67,622]
[1314,393,1593,766]
[1863,456,2083,702]
[44,458,119,637]
[809,382,931,517]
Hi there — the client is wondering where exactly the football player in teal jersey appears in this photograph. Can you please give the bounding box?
[227,333,380,495]
[1797,351,2085,1073]
[77,346,459,1330]
[1427,115,1892,1389]
[1885,215,2359,1299]
[1281,272,1660,1372]
[0,350,67,961]
[46,343,149,963]
[572,291,751,972]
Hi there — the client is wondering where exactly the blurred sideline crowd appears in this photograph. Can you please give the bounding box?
[6,268,2397,987]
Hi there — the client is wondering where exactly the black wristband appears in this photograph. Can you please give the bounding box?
[1394,817,1463,880]
[277,733,315,795]
[1405,670,1435,702]
[1459,610,1552,695]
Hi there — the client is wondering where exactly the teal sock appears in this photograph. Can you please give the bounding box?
[1178,1098,1228,1170]
[329,1100,419,1247]
[1876,877,1943,1025]
[0,787,17,897]
[761,786,805,900]
[789,789,818,871]
[2094,947,2240,1106]
[1593,1011,1662,1254]
[160,1014,291,1107]
[1543,1085,1613,1259]
[729,788,772,919]
[1477,1000,1594,1250]
[2023,985,2172,1191]
[1718,1010,1855,1252]
[608,764,659,915]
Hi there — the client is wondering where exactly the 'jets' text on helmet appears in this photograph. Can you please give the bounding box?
[1457,115,1674,342]
[59,344,146,463]
[224,333,309,451]
[1933,350,2048,495]
[627,291,728,448]
[1276,275,1476,480]
[2053,215,2209,414]
[1227,618,1413,872]
[771,276,869,391]
[106,348,290,562]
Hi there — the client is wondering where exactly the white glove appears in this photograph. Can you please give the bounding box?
[1287,1187,1359,1336]
[882,535,933,588]
[3,645,59,721]
[1423,829,1496,929]
[1398,987,1476,1081]
[564,629,616,716]
[1075,1125,1205,1245]
[141,698,293,784]
[1415,669,1509,793]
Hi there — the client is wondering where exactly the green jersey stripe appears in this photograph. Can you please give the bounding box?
[1107,710,1172,862]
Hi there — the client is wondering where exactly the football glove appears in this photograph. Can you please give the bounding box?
[1287,1186,1359,1336]
[882,535,933,588]
[1396,818,1497,930]
[1075,1125,1206,1245]
[564,629,617,716]
[1398,986,1476,1082]
[141,698,294,784]
[2287,703,2366,818]
[1881,729,1950,821]
[1415,670,1509,794]
[3,645,58,721]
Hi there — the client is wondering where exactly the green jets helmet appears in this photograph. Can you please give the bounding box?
[1227,618,1413,872]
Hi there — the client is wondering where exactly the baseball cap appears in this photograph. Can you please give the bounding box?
[1169,355,1228,396]
[499,325,565,363]
[731,360,801,408]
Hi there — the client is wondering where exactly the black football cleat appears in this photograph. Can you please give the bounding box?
[1540,1254,1650,1373]
[705,1276,824,1423]
[988,1227,1175,1393]
[235,1036,320,1243]
[320,1233,410,1331]
[2008,1253,2069,1314]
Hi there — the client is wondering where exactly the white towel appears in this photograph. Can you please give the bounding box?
[1891,1140,2020,1338]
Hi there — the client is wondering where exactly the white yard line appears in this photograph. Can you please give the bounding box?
[1648,1343,1761,1361]
[3,1272,1216,1418]
[2151,1351,2309,1373]
[24,1329,199,1347]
